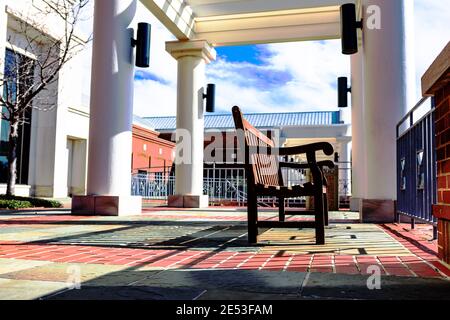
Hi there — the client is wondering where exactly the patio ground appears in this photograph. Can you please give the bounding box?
[0,207,449,300]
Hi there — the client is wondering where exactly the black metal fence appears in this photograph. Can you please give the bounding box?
[396,97,437,236]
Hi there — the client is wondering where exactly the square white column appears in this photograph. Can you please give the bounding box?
[166,40,216,208]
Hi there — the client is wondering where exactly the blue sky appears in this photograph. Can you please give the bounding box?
[216,45,269,66]
[123,0,450,117]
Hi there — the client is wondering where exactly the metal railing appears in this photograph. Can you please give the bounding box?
[131,167,307,207]
[396,97,437,236]
[131,171,248,206]
[131,173,175,200]
[132,165,350,208]
[204,168,247,206]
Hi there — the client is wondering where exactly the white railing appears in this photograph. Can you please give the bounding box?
[132,166,350,207]
[131,170,248,206]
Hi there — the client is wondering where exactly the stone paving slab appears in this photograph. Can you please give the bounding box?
[0,224,125,243]
[0,278,68,300]
[301,272,450,300]
[0,258,51,274]
[0,261,126,283]
[133,269,307,295]
[45,285,206,300]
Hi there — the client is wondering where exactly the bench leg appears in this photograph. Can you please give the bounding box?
[323,193,329,226]
[314,193,325,245]
[247,190,258,244]
[279,197,285,222]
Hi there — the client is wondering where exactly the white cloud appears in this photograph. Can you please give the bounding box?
[206,40,349,113]
[133,79,177,117]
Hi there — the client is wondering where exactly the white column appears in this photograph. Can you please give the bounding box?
[72,0,141,216]
[361,0,415,221]
[166,40,216,208]
[350,50,366,210]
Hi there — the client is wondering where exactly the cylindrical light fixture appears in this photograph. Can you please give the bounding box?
[334,152,340,163]
[340,3,363,55]
[132,23,151,68]
[338,77,351,108]
[204,84,216,113]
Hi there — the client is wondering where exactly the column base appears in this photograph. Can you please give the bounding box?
[360,199,396,223]
[350,197,362,212]
[168,195,209,208]
[72,195,142,216]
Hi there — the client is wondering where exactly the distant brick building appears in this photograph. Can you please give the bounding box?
[132,118,175,175]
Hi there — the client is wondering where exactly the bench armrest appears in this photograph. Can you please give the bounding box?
[277,144,333,192]
[277,142,334,157]
[280,160,335,170]
[317,160,335,170]
[280,160,334,188]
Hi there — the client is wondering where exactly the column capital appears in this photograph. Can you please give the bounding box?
[166,40,216,63]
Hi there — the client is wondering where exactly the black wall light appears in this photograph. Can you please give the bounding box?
[338,77,351,108]
[334,152,340,163]
[340,3,363,55]
[203,84,216,113]
[132,23,151,68]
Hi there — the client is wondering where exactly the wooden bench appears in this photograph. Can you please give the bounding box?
[232,106,335,245]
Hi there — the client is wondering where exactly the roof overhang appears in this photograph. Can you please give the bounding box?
[140,0,358,46]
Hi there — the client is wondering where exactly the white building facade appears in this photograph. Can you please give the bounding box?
[0,0,90,198]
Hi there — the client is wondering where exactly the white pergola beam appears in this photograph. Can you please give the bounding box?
[186,0,354,17]
[194,7,341,46]
[140,0,358,45]
[140,0,196,40]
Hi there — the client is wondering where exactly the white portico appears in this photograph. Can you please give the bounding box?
[74,0,415,220]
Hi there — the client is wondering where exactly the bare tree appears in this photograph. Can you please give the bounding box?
[0,0,91,196]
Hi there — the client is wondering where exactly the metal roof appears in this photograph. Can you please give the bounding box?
[136,111,341,131]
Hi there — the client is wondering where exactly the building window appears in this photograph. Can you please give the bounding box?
[0,49,35,184]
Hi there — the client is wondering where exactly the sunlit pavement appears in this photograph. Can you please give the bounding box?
[0,208,449,300]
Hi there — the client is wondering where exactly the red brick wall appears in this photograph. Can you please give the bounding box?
[434,83,450,264]
[132,125,175,174]
[436,84,450,204]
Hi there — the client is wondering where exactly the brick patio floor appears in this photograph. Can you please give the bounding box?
[0,208,449,299]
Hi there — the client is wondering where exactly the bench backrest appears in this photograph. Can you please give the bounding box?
[232,106,283,187]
